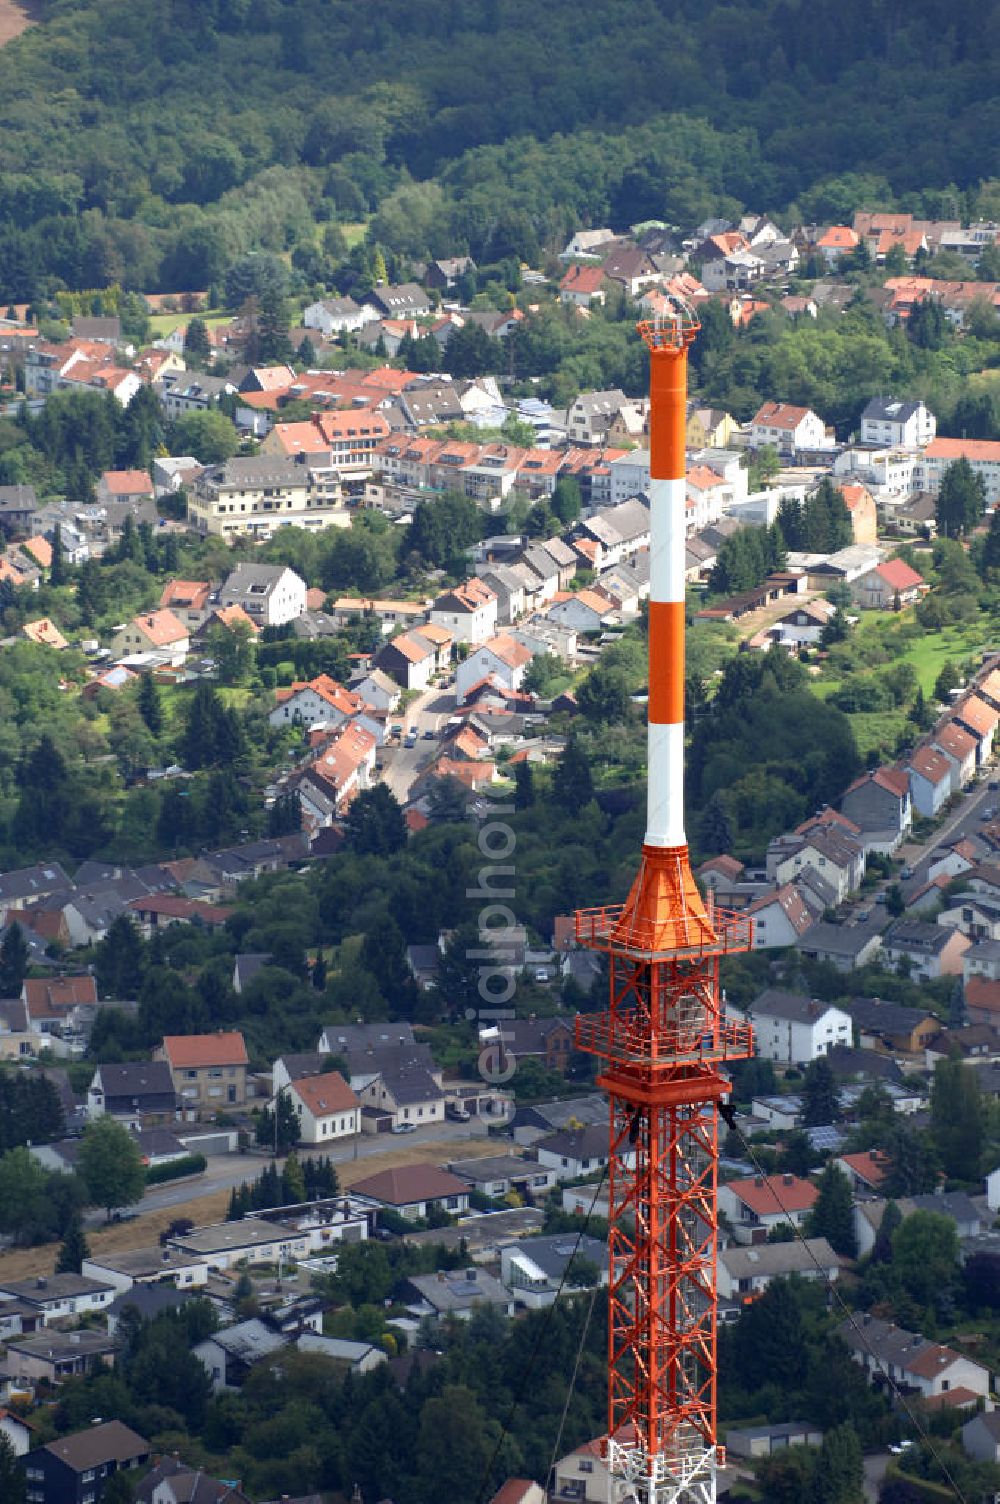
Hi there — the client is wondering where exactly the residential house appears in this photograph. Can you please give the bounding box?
[22,618,67,650]
[375,628,441,690]
[193,1319,289,1392]
[560,265,607,307]
[154,1032,249,1112]
[535,1125,616,1181]
[546,587,616,634]
[881,920,970,979]
[158,579,213,631]
[851,558,926,610]
[566,390,630,447]
[429,578,498,645]
[859,397,936,449]
[167,1219,311,1273]
[455,635,533,705]
[500,1234,608,1309]
[110,608,190,666]
[220,563,306,627]
[839,767,912,854]
[132,1457,251,1503]
[125,894,234,939]
[477,564,527,626]
[964,939,1000,984]
[286,1071,359,1144]
[302,296,378,335]
[845,997,940,1054]
[426,255,476,289]
[834,482,878,546]
[85,1062,177,1125]
[745,883,822,949]
[816,225,860,263]
[0,483,40,537]
[600,244,662,296]
[932,722,978,793]
[0,1273,115,1321]
[914,438,1000,508]
[405,1268,515,1321]
[839,1314,989,1404]
[748,402,830,453]
[4,1330,120,1394]
[448,1155,556,1201]
[962,1411,1000,1464]
[96,470,155,510]
[347,667,400,715]
[717,1175,819,1245]
[717,1237,839,1302]
[82,1245,208,1297]
[954,692,999,764]
[22,1422,149,1504]
[268,674,362,730]
[155,373,237,421]
[834,1150,890,1194]
[364,283,432,320]
[350,1164,471,1219]
[356,1051,446,1131]
[907,744,953,817]
[770,826,865,904]
[732,989,852,1063]
[189,457,316,539]
[479,1016,575,1075]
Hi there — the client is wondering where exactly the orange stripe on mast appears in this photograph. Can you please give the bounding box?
[647,600,685,724]
[648,345,687,481]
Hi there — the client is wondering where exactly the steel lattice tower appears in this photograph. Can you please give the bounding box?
[574,307,754,1504]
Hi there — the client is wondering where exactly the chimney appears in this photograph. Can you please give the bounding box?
[783,1174,794,1186]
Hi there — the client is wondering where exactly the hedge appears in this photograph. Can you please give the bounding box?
[145,1153,207,1186]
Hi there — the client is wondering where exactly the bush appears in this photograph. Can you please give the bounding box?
[145,1153,207,1186]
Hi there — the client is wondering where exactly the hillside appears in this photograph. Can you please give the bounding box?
[0,0,997,297]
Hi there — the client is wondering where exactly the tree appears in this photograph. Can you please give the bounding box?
[99,1474,135,1504]
[0,1435,25,1504]
[513,758,534,810]
[881,1122,939,1197]
[885,882,905,917]
[805,1164,857,1256]
[697,793,733,855]
[49,521,67,586]
[891,1209,959,1311]
[94,913,147,998]
[78,1117,146,1220]
[184,316,211,359]
[0,922,29,996]
[801,1056,840,1126]
[981,506,1000,579]
[813,1422,863,1504]
[930,1055,983,1178]
[171,409,239,464]
[345,785,407,856]
[256,1094,300,1153]
[137,673,163,736]
[553,733,593,814]
[936,458,986,538]
[933,661,960,702]
[552,476,582,525]
[56,1212,91,1274]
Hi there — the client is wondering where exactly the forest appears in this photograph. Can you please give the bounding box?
[0,0,997,296]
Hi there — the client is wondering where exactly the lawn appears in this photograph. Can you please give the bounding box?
[146,309,229,336]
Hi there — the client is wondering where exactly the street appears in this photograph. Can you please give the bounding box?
[380,682,457,802]
[129,1114,493,1220]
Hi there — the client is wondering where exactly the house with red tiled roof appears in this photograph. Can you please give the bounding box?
[301,722,377,819]
[159,579,213,629]
[907,744,953,817]
[696,854,745,892]
[965,976,1000,1026]
[915,437,1000,507]
[834,482,877,545]
[269,674,362,731]
[200,603,260,638]
[97,470,154,505]
[127,894,234,938]
[746,883,821,950]
[287,1070,359,1144]
[559,264,607,307]
[455,635,533,705]
[840,766,912,854]
[376,628,442,690]
[749,401,830,453]
[111,609,189,665]
[932,721,978,793]
[852,557,926,610]
[429,578,498,645]
[22,618,67,650]
[954,693,1000,765]
[489,1481,545,1504]
[718,1174,818,1244]
[816,225,859,264]
[19,536,52,571]
[839,1314,989,1404]
[834,1149,889,1193]
[155,1031,248,1111]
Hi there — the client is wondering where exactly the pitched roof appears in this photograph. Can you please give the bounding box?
[725,1174,818,1216]
[956,694,1000,736]
[129,608,188,646]
[160,579,212,610]
[837,1149,889,1187]
[101,469,154,495]
[751,400,814,430]
[874,558,924,591]
[934,721,978,761]
[290,1070,358,1119]
[924,437,1000,463]
[560,264,606,295]
[748,989,843,1025]
[720,1236,838,1279]
[160,1031,248,1068]
[23,976,97,1013]
[22,618,68,649]
[40,1420,148,1473]
[351,1164,470,1206]
[965,977,1000,1015]
[908,745,952,786]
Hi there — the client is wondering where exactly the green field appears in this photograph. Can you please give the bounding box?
[146,309,229,336]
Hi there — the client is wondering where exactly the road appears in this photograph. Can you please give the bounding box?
[381,682,458,802]
[863,1451,890,1503]
[130,1115,492,1219]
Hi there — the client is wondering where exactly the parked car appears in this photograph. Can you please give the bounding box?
[404,731,418,748]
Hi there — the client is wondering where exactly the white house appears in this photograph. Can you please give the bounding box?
[455,634,533,705]
[347,667,400,715]
[748,401,830,454]
[286,1071,360,1144]
[302,297,378,335]
[717,1175,818,1245]
[545,588,616,634]
[500,1233,608,1310]
[932,722,978,793]
[733,989,852,1064]
[839,1314,989,1404]
[268,674,363,730]
[429,579,498,645]
[220,563,306,628]
[915,438,1000,508]
[744,883,819,950]
[907,744,953,818]
[717,1237,839,1302]
[859,397,936,449]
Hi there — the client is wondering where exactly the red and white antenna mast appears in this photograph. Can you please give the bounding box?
[574,300,754,1504]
